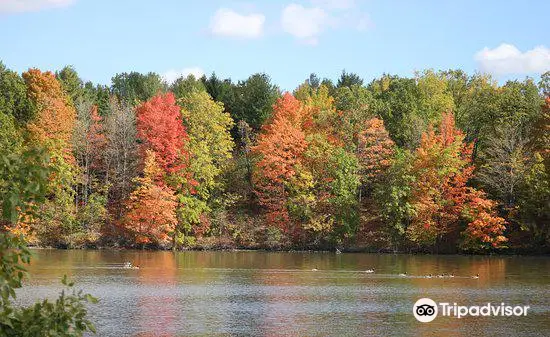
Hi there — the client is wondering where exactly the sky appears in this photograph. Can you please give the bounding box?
[1,0,549,90]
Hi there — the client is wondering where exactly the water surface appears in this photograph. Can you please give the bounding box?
[19,250,550,336]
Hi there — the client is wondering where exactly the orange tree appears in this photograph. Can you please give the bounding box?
[123,150,178,247]
[406,112,506,251]
[253,93,309,238]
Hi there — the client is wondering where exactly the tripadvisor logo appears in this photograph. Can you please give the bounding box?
[413,298,438,322]
[413,298,530,322]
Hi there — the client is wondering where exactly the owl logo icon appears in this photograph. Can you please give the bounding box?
[413,298,438,322]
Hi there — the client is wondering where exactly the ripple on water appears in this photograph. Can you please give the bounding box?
[16,250,550,337]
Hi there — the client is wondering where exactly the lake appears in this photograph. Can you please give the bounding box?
[18,250,550,336]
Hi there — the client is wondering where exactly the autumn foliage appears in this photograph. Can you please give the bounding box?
[23,68,76,157]
[254,91,362,244]
[123,151,177,246]
[253,93,309,233]
[357,117,395,184]
[136,92,188,173]
[406,112,506,249]
[6,62,546,253]
[130,93,196,246]
[461,191,507,249]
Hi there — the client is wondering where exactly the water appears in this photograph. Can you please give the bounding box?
[18,250,550,336]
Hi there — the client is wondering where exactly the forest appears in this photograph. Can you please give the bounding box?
[1,63,549,254]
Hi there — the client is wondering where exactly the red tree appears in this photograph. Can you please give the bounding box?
[136,92,188,173]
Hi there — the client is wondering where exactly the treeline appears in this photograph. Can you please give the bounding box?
[0,63,548,253]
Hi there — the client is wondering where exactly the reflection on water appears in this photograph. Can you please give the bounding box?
[18,250,550,336]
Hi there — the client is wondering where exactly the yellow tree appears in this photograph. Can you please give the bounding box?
[177,91,234,239]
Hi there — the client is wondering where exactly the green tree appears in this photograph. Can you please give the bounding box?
[337,70,363,88]
[307,73,321,90]
[293,81,314,102]
[232,73,280,130]
[176,91,235,241]
[56,65,89,105]
[415,69,455,123]
[0,144,97,335]
[89,83,110,117]
[301,90,362,244]
[170,74,206,99]
[518,153,550,247]
[539,71,550,96]
[202,73,236,113]
[76,190,108,246]
[293,74,323,102]
[0,62,34,124]
[327,148,360,241]
[530,98,550,168]
[334,84,377,147]
[373,149,415,248]
[111,71,165,105]
[498,79,542,128]
[32,151,79,247]
[368,75,423,148]
[0,111,22,156]
[439,69,469,109]
[457,77,542,160]
[320,78,336,96]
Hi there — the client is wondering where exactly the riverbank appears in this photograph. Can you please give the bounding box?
[26,243,550,256]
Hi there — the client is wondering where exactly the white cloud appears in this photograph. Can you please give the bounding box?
[281,2,370,45]
[162,67,205,84]
[311,0,356,10]
[0,0,75,13]
[475,43,550,75]
[281,4,328,40]
[209,8,265,39]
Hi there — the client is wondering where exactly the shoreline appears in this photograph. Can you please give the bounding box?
[26,246,550,256]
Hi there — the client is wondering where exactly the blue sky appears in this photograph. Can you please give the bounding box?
[1,0,549,90]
